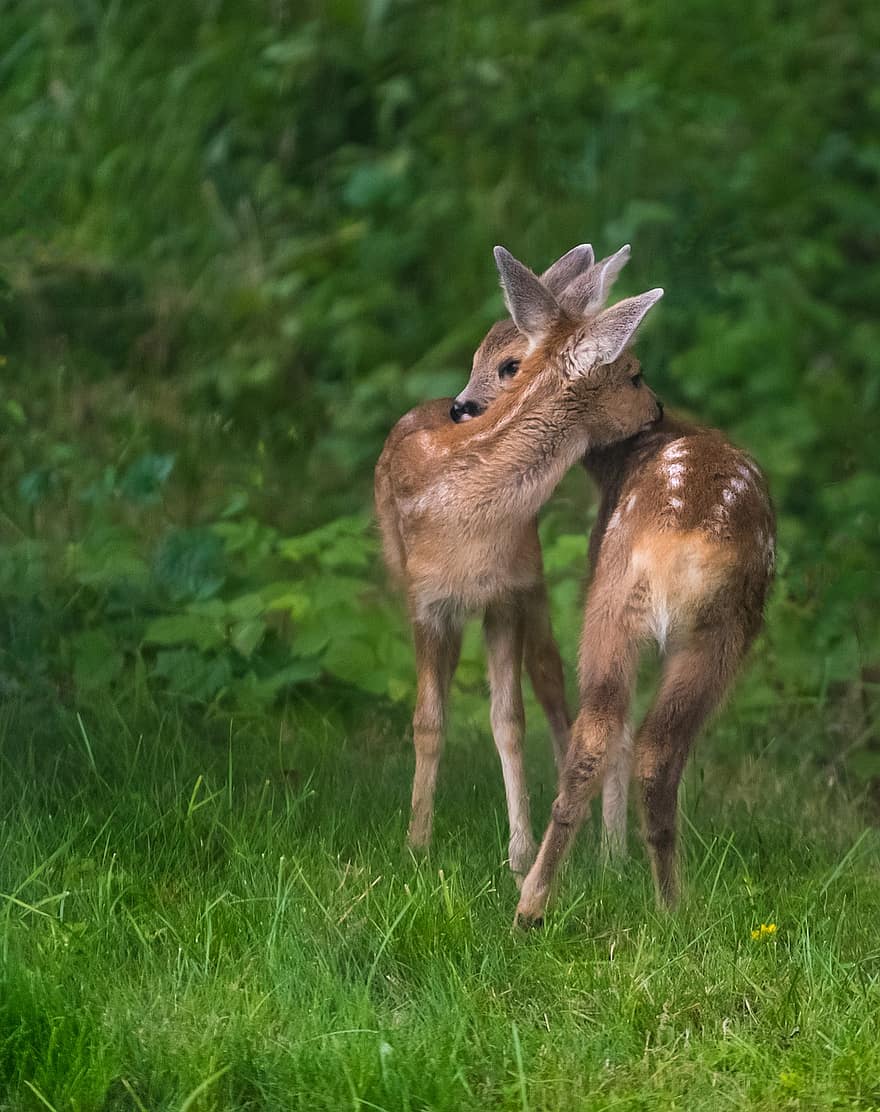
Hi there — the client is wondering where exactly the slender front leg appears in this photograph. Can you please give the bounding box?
[484,599,536,882]
[407,617,462,850]
[522,582,571,771]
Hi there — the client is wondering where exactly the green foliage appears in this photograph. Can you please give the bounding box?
[0,0,878,777]
[2,7,879,1103]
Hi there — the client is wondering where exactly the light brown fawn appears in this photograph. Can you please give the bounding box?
[449,246,776,922]
[374,247,663,881]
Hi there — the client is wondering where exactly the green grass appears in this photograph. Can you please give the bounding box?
[1,692,879,1111]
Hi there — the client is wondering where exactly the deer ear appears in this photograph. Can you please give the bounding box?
[494,246,563,342]
[581,288,664,367]
[563,244,631,314]
[540,243,594,295]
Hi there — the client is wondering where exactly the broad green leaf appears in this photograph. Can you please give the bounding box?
[70,630,124,691]
[231,618,265,657]
[144,614,225,652]
[119,453,175,504]
[153,528,225,602]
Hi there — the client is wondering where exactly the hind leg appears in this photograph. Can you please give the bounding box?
[635,628,748,907]
[601,721,633,863]
[516,594,641,924]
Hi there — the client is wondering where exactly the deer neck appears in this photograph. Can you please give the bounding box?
[458,376,597,527]
[583,414,693,561]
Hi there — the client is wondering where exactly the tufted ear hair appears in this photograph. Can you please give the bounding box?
[494,246,564,343]
[563,244,631,315]
[540,243,594,295]
[571,287,664,372]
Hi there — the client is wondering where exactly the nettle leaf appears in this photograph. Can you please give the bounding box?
[226,592,265,621]
[186,598,227,620]
[70,527,150,589]
[70,630,124,691]
[152,649,232,701]
[278,514,372,566]
[231,618,265,657]
[213,518,278,558]
[153,528,225,602]
[18,468,56,506]
[262,582,310,619]
[319,636,375,684]
[119,452,175,504]
[227,659,322,708]
[143,613,226,652]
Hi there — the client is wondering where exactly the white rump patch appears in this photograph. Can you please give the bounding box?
[649,599,671,651]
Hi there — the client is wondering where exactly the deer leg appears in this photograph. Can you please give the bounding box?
[523,582,571,771]
[635,630,746,908]
[484,600,536,882]
[407,617,462,850]
[516,611,639,924]
[601,721,633,863]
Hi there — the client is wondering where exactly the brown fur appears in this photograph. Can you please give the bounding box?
[434,247,775,917]
[375,248,662,880]
[515,414,776,921]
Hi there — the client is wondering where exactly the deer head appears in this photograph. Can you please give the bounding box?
[450,243,637,422]
[463,246,664,448]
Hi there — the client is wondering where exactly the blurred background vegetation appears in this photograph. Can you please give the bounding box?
[0,1,877,778]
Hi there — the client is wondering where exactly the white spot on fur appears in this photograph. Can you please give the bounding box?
[665,462,686,488]
[624,493,637,513]
[669,496,684,510]
[663,440,689,461]
[721,487,736,506]
[729,476,749,495]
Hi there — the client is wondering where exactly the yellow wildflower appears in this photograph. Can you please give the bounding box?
[750,922,777,940]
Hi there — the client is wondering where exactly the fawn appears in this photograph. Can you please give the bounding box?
[374,246,663,882]
[454,246,776,922]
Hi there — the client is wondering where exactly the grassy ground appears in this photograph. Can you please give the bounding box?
[1,689,879,1111]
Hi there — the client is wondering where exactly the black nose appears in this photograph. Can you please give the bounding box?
[450,399,483,423]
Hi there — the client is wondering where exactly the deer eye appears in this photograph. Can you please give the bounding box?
[498,358,520,380]
[630,372,644,387]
